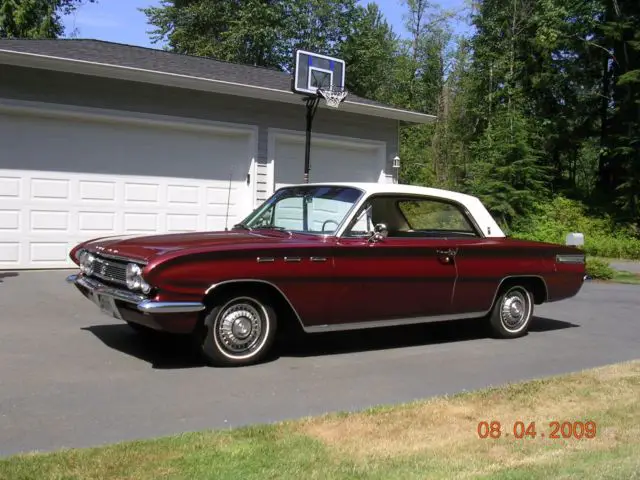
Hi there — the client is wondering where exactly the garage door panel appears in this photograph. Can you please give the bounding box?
[2,114,252,181]
[273,137,385,190]
[0,111,255,269]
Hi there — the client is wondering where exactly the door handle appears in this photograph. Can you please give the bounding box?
[436,248,457,264]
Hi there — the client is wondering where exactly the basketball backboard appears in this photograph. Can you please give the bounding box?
[292,50,346,96]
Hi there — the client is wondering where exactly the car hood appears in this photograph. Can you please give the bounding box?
[80,230,300,262]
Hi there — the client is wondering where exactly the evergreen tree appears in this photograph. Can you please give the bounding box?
[0,0,95,38]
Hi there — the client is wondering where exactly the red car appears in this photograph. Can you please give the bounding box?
[67,183,586,367]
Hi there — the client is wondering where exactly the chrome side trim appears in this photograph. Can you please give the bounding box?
[556,254,585,264]
[257,257,275,263]
[67,274,205,314]
[202,274,550,334]
[305,311,487,333]
[284,257,302,262]
[137,300,205,313]
[310,256,327,262]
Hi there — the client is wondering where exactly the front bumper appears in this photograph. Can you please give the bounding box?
[66,274,205,333]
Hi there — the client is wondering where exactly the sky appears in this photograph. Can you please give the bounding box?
[61,0,474,50]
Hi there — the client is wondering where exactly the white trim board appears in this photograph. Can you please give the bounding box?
[0,98,259,137]
[0,49,437,124]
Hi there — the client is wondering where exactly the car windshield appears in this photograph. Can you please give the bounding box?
[237,185,364,235]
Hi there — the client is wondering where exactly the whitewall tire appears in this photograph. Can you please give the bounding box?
[488,285,534,338]
[199,294,277,367]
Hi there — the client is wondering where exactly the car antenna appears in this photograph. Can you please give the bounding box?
[224,169,233,231]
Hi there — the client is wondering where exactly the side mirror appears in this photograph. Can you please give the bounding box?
[369,223,388,243]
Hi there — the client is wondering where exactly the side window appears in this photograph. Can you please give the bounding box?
[397,199,476,235]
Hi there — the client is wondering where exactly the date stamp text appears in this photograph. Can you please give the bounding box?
[477,421,597,439]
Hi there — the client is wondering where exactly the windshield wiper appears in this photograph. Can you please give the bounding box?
[254,225,287,231]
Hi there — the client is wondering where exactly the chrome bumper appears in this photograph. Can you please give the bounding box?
[66,274,206,314]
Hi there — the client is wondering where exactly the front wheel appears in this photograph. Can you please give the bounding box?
[488,285,534,338]
[197,294,277,367]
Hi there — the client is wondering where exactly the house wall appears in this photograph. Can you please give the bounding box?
[0,65,400,203]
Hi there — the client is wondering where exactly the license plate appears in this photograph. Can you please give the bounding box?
[96,294,123,320]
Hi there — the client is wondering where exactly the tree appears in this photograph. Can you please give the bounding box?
[599,0,640,225]
[337,2,398,100]
[142,0,285,68]
[390,0,458,187]
[462,0,553,223]
[0,0,96,39]
[142,0,359,72]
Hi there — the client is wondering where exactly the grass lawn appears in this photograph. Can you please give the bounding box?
[1,361,639,479]
[610,270,640,285]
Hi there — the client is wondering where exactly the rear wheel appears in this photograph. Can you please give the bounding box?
[488,285,534,338]
[197,294,277,367]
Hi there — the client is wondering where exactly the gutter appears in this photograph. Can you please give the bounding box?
[0,49,436,124]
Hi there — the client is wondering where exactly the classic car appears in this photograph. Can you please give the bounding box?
[67,182,586,367]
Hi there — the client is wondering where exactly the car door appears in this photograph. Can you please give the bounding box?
[329,237,458,326]
[324,194,466,328]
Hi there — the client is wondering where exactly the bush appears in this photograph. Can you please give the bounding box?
[585,257,615,280]
[509,196,640,260]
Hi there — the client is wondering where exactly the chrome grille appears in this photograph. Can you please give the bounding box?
[91,255,128,286]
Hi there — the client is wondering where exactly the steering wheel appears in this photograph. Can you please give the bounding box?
[322,219,339,232]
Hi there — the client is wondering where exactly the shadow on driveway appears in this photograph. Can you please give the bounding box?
[83,316,579,369]
[0,272,19,284]
[82,325,206,369]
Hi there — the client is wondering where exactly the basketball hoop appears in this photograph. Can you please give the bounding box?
[317,86,348,108]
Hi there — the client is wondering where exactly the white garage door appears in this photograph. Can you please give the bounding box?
[0,104,256,269]
[272,132,386,190]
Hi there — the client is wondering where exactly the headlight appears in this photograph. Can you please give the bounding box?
[126,263,142,289]
[79,250,95,275]
[126,263,151,293]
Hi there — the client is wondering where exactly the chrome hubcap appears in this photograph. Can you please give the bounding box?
[217,302,263,353]
[500,290,529,330]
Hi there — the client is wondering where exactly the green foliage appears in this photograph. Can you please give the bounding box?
[466,108,550,224]
[0,0,95,39]
[585,257,615,280]
[337,3,398,100]
[511,196,640,259]
[142,0,286,68]
[142,0,358,71]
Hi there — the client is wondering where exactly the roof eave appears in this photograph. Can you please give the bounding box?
[0,49,436,124]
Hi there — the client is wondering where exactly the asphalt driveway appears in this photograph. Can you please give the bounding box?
[0,270,638,457]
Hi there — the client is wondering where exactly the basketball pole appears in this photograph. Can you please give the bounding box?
[304,94,321,184]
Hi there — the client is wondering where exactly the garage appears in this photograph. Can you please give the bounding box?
[269,130,386,189]
[0,103,257,269]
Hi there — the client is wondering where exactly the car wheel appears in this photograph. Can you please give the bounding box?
[488,285,534,338]
[198,294,277,367]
